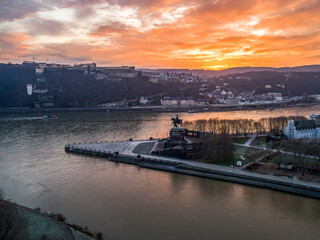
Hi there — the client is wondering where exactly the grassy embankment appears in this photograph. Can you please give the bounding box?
[0,200,95,240]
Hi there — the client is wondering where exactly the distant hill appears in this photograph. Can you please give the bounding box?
[138,65,320,77]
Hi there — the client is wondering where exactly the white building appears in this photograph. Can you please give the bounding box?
[186,97,195,106]
[161,97,196,106]
[284,119,320,139]
[36,68,44,74]
[161,97,172,106]
[139,97,148,105]
[26,84,33,96]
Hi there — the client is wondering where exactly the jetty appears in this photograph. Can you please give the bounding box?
[65,138,320,199]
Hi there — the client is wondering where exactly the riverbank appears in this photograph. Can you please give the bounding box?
[65,140,320,199]
[1,101,320,115]
[0,199,101,240]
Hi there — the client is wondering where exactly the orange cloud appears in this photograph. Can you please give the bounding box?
[0,32,33,61]
[0,0,319,68]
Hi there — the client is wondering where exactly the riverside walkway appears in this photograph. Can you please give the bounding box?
[67,140,320,193]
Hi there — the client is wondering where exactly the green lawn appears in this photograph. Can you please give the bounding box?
[213,145,272,167]
[269,153,319,166]
[250,136,267,148]
[213,145,253,166]
[235,145,248,156]
[23,211,66,240]
[233,137,250,144]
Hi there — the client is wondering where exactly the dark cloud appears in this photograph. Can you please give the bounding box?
[0,0,101,23]
[0,0,43,22]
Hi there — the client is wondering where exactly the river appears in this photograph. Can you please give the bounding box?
[1,106,320,240]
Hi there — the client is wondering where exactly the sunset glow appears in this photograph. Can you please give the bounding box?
[0,0,320,69]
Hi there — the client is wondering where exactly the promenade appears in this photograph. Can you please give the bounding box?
[67,140,320,197]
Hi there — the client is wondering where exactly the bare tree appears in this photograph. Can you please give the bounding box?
[182,120,194,130]
[207,118,219,134]
[220,120,230,134]
[253,121,263,137]
[200,134,235,162]
[194,119,207,132]
[0,203,27,240]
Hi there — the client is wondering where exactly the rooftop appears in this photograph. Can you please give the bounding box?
[294,120,318,130]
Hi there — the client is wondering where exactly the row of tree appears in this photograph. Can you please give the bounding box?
[182,116,307,136]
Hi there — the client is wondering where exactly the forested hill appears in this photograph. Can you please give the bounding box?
[212,71,320,96]
[0,65,35,107]
[0,65,162,108]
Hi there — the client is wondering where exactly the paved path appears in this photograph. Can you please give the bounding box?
[244,134,257,146]
[124,150,320,189]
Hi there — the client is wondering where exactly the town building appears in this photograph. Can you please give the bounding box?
[149,77,159,83]
[284,119,320,139]
[161,97,173,106]
[161,97,208,106]
[226,98,239,105]
[74,63,97,69]
[139,97,148,105]
[195,99,209,106]
[267,92,283,101]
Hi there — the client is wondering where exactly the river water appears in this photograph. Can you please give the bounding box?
[1,106,320,240]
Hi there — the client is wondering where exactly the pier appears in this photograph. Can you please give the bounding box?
[65,140,320,199]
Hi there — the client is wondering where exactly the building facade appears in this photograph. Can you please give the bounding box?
[284,119,320,139]
[161,97,209,106]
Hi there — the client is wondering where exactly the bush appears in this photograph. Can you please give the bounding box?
[96,232,103,240]
[55,213,66,222]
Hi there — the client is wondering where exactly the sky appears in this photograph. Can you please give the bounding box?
[0,0,319,69]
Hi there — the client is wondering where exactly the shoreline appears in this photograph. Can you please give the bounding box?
[65,142,320,199]
[1,101,320,115]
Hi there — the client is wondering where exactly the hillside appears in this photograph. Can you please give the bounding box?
[0,65,161,108]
